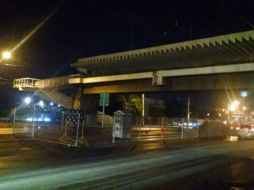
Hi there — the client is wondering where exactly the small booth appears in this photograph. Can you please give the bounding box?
[112,110,132,143]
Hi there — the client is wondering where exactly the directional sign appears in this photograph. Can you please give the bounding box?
[99,93,110,107]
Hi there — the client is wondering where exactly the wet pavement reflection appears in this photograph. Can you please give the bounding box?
[164,156,254,190]
[1,135,254,190]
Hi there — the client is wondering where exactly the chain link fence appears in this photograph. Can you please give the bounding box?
[11,107,234,146]
[12,106,34,136]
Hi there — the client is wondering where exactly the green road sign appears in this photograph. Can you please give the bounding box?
[99,93,109,106]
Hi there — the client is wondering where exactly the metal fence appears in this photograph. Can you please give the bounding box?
[131,117,199,141]
[12,107,34,136]
[11,109,234,146]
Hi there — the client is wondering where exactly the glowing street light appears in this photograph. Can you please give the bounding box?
[2,51,12,60]
[24,97,32,105]
[38,100,45,108]
[240,90,248,98]
[229,100,239,112]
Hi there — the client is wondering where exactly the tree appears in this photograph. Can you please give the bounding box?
[118,94,142,115]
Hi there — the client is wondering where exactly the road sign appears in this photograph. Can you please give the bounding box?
[99,93,109,107]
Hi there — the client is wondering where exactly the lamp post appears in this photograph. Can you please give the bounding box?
[23,97,45,137]
[23,97,36,137]
[11,108,16,134]
[1,51,12,60]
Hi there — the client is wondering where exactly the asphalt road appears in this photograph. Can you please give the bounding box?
[0,135,254,190]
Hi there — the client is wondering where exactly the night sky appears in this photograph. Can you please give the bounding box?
[0,0,254,115]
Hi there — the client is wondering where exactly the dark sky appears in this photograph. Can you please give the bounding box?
[0,0,254,114]
[0,0,254,78]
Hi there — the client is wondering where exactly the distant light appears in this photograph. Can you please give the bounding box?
[50,102,54,106]
[26,117,33,122]
[57,104,61,107]
[218,113,222,117]
[38,100,44,108]
[2,51,12,60]
[242,106,247,111]
[229,136,238,141]
[44,117,51,122]
[206,113,210,117]
[24,97,31,105]
[229,100,239,112]
[234,100,240,106]
[240,91,248,97]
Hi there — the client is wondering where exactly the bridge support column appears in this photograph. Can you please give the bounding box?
[80,94,99,114]
[152,71,165,86]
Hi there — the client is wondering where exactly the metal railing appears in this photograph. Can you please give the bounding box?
[11,110,233,146]
[35,76,70,88]
[13,78,39,89]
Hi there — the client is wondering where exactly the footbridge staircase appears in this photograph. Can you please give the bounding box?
[13,76,81,109]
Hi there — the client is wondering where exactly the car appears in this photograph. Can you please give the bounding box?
[236,124,254,139]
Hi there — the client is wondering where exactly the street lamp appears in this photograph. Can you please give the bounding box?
[1,51,12,60]
[13,97,32,134]
[38,100,45,108]
[23,97,36,137]
[240,90,248,98]
[229,100,239,112]
[23,97,47,137]
[24,97,32,105]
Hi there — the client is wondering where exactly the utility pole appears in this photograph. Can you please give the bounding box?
[142,93,145,126]
[187,97,190,121]
[102,93,105,129]
[12,108,16,134]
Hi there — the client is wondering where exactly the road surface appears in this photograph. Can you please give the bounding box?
[0,135,254,189]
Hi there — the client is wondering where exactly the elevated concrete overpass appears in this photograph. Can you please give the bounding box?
[74,30,254,76]
[13,30,254,108]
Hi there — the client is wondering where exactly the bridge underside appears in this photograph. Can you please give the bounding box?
[82,72,254,94]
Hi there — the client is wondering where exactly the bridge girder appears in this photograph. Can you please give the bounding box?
[82,72,254,94]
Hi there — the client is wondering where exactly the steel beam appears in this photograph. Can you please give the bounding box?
[71,62,254,86]
[82,73,254,94]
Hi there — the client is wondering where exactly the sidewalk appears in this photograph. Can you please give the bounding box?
[0,134,18,143]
